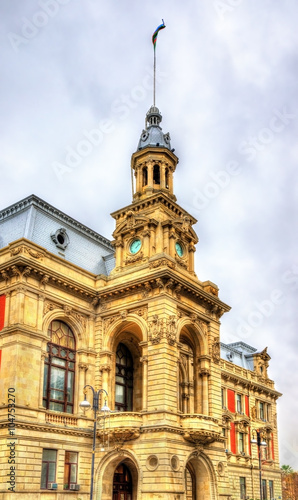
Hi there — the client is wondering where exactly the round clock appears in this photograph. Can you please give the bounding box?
[129,238,142,254]
[175,242,184,257]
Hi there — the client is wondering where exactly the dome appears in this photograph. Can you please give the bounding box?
[137,106,172,151]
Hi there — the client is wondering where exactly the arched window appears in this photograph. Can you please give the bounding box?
[165,167,169,189]
[153,164,160,184]
[113,463,132,500]
[115,343,133,411]
[142,166,148,187]
[43,320,76,414]
[179,341,194,414]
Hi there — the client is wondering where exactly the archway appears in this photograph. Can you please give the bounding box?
[98,454,139,500]
[185,453,217,500]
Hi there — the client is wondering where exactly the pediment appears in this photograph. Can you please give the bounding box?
[113,210,158,238]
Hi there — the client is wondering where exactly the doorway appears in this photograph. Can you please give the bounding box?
[113,463,132,500]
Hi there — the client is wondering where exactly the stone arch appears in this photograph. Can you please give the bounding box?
[103,314,147,351]
[177,317,208,355]
[43,309,86,349]
[103,316,147,412]
[96,449,141,500]
[184,451,217,500]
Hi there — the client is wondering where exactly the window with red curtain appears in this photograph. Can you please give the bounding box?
[245,395,249,416]
[230,422,236,454]
[0,295,5,330]
[227,389,235,413]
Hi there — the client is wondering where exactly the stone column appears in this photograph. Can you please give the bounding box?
[199,368,210,415]
[78,363,88,407]
[140,356,148,411]
[188,242,196,274]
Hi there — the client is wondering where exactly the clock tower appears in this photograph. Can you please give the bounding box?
[111,105,199,278]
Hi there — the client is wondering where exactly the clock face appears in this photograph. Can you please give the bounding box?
[175,242,184,257]
[129,238,142,254]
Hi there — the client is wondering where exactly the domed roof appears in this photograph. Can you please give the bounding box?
[137,106,172,151]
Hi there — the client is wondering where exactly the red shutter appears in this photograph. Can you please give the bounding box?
[248,428,252,456]
[230,422,236,454]
[245,395,249,416]
[227,389,235,413]
[271,433,275,460]
[0,295,5,330]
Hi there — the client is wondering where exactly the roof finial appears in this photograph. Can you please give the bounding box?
[152,20,166,107]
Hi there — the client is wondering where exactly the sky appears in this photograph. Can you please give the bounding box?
[1,0,297,469]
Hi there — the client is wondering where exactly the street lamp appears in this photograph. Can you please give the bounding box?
[251,429,267,500]
[79,385,110,500]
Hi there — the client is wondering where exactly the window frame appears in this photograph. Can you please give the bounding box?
[115,343,133,412]
[236,393,242,413]
[63,451,78,490]
[43,320,76,414]
[240,477,246,500]
[262,479,267,500]
[239,432,245,454]
[40,449,57,490]
[269,480,274,500]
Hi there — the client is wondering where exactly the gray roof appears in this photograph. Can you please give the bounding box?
[220,341,258,371]
[0,195,115,275]
[137,106,172,151]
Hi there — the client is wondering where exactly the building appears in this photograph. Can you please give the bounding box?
[0,105,282,499]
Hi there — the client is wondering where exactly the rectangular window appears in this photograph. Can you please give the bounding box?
[41,449,57,489]
[239,432,244,453]
[221,388,226,409]
[262,479,267,500]
[269,480,274,500]
[64,451,78,490]
[236,394,242,413]
[259,402,265,420]
[240,477,246,499]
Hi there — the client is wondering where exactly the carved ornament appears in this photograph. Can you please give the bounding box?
[148,315,164,344]
[212,341,221,364]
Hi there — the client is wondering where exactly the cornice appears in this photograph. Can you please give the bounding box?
[101,266,230,319]
[111,192,197,226]
[0,420,90,438]
[0,254,98,304]
[221,369,282,398]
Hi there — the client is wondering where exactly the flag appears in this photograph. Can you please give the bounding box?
[152,20,166,49]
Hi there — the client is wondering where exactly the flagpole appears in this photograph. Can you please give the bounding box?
[152,20,165,108]
[153,47,156,107]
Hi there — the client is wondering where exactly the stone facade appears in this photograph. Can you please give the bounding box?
[0,106,282,499]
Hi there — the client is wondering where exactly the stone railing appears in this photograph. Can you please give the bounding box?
[46,412,78,426]
[180,413,219,432]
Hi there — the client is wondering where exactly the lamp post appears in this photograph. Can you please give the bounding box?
[79,385,110,500]
[251,429,267,500]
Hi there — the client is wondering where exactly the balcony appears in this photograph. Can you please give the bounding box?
[97,412,142,445]
[180,414,222,445]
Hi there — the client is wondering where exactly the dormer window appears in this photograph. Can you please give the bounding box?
[51,228,69,250]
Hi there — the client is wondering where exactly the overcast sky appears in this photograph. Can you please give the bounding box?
[1,1,297,468]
